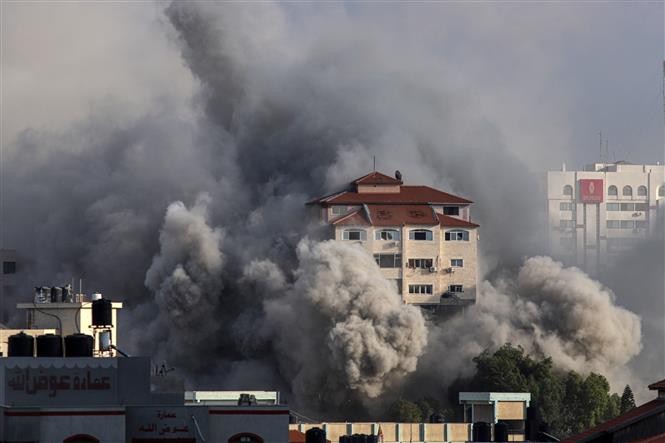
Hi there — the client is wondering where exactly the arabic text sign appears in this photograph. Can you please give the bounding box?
[579,179,604,203]
[130,407,195,438]
[5,367,116,405]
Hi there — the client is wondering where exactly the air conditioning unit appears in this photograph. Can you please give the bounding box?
[429,267,437,273]
[446,267,455,273]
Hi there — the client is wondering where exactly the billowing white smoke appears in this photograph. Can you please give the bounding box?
[421,256,642,392]
[252,239,428,407]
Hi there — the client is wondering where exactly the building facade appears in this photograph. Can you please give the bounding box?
[0,356,289,443]
[0,250,21,325]
[308,171,479,306]
[547,162,665,275]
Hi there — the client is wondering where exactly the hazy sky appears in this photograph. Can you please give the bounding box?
[2,2,663,171]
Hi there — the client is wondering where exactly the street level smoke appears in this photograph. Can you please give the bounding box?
[419,257,642,394]
[259,240,428,405]
[1,1,654,416]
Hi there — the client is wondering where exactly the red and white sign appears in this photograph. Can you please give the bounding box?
[579,179,604,203]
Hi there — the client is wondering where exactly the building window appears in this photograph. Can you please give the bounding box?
[2,261,16,274]
[392,279,403,293]
[408,258,433,269]
[443,206,460,216]
[635,220,648,229]
[606,220,621,229]
[374,253,402,268]
[559,220,575,229]
[659,186,665,198]
[635,203,648,212]
[620,220,635,229]
[444,230,469,241]
[622,185,633,197]
[409,229,433,241]
[450,258,464,267]
[560,202,573,211]
[408,284,433,294]
[608,185,618,196]
[331,206,349,216]
[375,229,400,241]
[560,237,574,249]
[448,285,464,293]
[563,185,573,196]
[607,203,620,211]
[637,185,647,197]
[342,229,366,241]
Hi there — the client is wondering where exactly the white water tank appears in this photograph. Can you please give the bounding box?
[90,293,103,301]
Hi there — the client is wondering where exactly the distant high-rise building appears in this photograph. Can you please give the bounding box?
[308,171,479,306]
[0,249,20,325]
[547,161,665,274]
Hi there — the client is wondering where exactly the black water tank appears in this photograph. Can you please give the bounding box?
[494,422,509,442]
[36,334,63,357]
[64,333,94,357]
[366,435,378,443]
[92,298,112,326]
[351,434,367,443]
[472,422,491,442]
[8,332,34,356]
[50,286,62,303]
[339,436,350,443]
[305,427,326,443]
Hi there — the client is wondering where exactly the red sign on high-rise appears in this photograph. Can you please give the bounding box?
[579,179,604,203]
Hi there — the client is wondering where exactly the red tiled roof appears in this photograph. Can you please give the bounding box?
[633,433,665,443]
[436,213,480,228]
[289,430,306,443]
[330,205,480,228]
[649,379,665,390]
[354,171,402,185]
[312,186,472,205]
[330,209,370,226]
[368,204,439,226]
[561,399,665,443]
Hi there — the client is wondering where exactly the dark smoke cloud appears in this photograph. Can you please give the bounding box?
[1,1,658,414]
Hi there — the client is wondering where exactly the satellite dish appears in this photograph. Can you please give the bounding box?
[395,170,402,181]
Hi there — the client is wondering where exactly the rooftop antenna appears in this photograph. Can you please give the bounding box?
[373,155,376,172]
[605,140,609,163]
[662,60,665,126]
[598,131,603,163]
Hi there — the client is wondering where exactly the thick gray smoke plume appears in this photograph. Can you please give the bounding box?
[259,240,427,405]
[1,1,657,416]
[413,257,642,396]
[143,194,225,370]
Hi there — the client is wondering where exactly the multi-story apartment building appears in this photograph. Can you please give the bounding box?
[308,171,479,307]
[547,161,665,275]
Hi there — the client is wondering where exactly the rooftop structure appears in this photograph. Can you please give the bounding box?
[308,171,479,307]
[561,377,665,443]
[0,356,289,442]
[547,161,665,275]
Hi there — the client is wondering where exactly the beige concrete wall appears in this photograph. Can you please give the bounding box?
[399,423,420,442]
[508,433,525,441]
[325,423,349,442]
[333,223,478,306]
[424,423,444,442]
[439,227,477,302]
[496,401,525,420]
[290,422,475,443]
[446,423,471,442]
